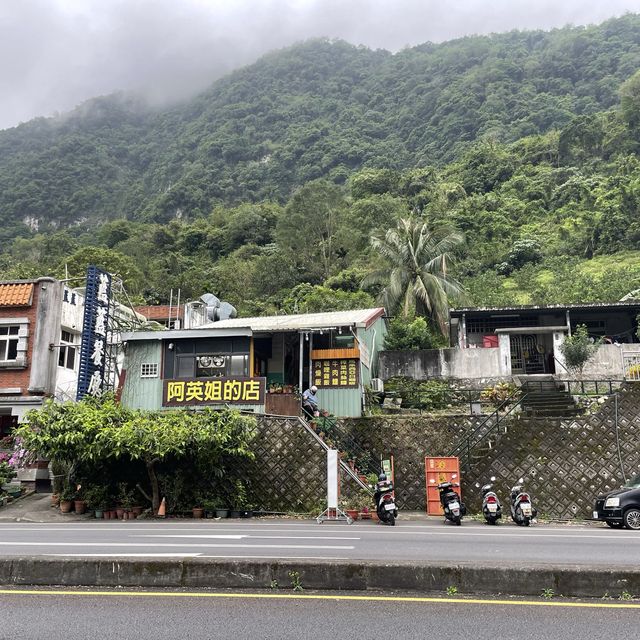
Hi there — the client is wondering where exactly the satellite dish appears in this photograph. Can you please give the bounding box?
[217,301,237,320]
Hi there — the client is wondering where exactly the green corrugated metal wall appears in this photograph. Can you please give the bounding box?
[121,342,163,410]
[121,342,265,412]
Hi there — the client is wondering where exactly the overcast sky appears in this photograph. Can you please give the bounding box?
[0,0,638,130]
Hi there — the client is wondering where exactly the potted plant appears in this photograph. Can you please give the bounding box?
[230,480,249,518]
[341,497,359,521]
[59,485,76,514]
[84,485,110,519]
[116,482,135,519]
[204,498,228,519]
[73,484,88,515]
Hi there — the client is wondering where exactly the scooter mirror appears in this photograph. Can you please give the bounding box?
[452,473,457,479]
[429,478,435,484]
[518,477,524,483]
[490,476,496,481]
[475,482,480,488]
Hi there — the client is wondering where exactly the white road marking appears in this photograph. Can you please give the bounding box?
[132,534,360,541]
[132,534,247,540]
[43,553,348,560]
[0,541,354,550]
[44,553,201,558]
[0,525,637,541]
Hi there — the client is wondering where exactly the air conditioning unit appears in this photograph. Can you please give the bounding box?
[370,378,384,393]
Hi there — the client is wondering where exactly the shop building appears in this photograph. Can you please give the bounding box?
[120,308,387,417]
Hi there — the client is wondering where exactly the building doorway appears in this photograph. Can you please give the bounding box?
[510,334,545,374]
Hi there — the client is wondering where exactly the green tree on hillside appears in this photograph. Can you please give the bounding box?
[364,218,465,335]
[276,180,348,282]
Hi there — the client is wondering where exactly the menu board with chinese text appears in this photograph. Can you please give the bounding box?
[312,359,358,388]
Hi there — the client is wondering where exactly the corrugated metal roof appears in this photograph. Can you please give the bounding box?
[206,308,386,332]
[0,283,34,307]
[123,327,252,342]
[450,301,640,316]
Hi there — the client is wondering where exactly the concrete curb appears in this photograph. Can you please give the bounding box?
[2,557,639,598]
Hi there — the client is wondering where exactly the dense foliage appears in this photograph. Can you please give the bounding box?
[15,395,257,513]
[1,16,640,312]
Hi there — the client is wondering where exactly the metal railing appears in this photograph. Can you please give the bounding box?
[521,379,623,396]
[310,414,380,484]
[449,391,527,470]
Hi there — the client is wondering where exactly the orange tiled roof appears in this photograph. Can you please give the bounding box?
[134,305,184,320]
[0,283,34,307]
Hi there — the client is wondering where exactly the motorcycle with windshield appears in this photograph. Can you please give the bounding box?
[433,474,466,525]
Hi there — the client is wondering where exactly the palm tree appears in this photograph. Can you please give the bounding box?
[364,218,465,335]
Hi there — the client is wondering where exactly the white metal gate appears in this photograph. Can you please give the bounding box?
[622,351,640,380]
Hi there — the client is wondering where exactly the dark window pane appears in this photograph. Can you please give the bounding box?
[8,326,18,335]
[7,339,18,360]
[177,356,195,378]
[58,348,65,367]
[67,347,75,369]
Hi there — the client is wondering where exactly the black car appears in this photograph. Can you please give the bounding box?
[594,475,640,530]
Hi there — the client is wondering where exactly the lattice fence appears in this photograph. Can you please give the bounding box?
[236,415,364,513]
[462,384,640,519]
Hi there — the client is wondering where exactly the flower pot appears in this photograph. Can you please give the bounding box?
[215,509,229,518]
[59,500,72,514]
[346,509,359,521]
[192,507,204,519]
[126,510,137,520]
[116,508,125,520]
[229,509,242,518]
[371,511,379,522]
[131,506,143,517]
[74,500,87,515]
[51,494,59,507]
[240,510,254,519]
[94,510,103,519]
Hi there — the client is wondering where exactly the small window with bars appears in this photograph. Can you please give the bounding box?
[141,363,159,378]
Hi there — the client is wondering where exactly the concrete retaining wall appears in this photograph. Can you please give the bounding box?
[1,557,639,598]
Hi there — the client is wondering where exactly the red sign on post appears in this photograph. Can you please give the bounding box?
[425,456,461,515]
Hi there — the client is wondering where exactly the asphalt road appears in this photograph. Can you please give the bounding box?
[0,518,638,568]
[0,588,638,640]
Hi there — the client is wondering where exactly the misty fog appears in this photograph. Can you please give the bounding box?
[0,0,638,130]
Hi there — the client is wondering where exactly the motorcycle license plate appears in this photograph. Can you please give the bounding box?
[449,502,459,510]
[521,503,532,516]
[487,504,497,513]
[593,510,599,520]
[384,503,396,511]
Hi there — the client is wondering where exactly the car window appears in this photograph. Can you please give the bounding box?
[623,474,640,489]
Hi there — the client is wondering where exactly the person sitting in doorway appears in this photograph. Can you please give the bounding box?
[302,385,320,418]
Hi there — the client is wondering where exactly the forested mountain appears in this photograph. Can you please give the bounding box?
[2,14,640,319]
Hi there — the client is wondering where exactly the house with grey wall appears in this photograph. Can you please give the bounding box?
[379,302,640,383]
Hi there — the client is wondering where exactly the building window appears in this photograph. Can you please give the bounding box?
[58,330,77,370]
[0,326,19,361]
[141,363,159,378]
[174,354,249,379]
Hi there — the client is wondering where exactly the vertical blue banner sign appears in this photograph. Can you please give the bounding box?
[76,265,112,400]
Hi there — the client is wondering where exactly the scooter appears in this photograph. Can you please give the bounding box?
[477,476,502,525]
[375,475,398,526]
[510,477,537,526]
[434,474,466,525]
